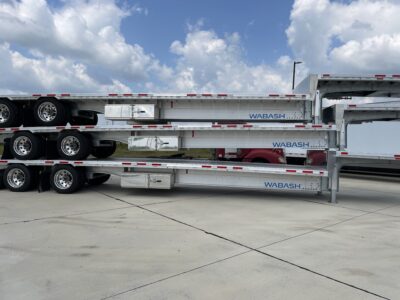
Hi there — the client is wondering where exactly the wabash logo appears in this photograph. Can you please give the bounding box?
[249,113,286,119]
[264,182,302,190]
[272,141,310,148]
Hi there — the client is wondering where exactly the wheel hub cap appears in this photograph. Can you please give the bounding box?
[0,104,10,124]
[7,168,26,188]
[54,170,73,190]
[38,102,57,122]
[61,136,80,156]
[13,136,32,156]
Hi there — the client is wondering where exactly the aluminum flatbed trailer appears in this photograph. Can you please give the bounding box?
[330,151,400,202]
[336,151,400,166]
[323,104,400,149]
[0,157,330,197]
[0,152,397,203]
[296,74,400,123]
[3,74,400,128]
[0,93,313,128]
[0,123,336,161]
[317,74,400,98]
[296,74,400,99]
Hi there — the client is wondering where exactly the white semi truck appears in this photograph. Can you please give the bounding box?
[0,74,399,203]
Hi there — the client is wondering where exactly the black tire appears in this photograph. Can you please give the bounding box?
[87,173,111,186]
[57,131,92,160]
[50,165,85,194]
[91,142,116,159]
[0,99,20,128]
[3,164,36,192]
[10,131,44,160]
[33,98,68,126]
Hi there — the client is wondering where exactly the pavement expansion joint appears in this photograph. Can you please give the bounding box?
[96,189,390,300]
[0,205,135,226]
[301,197,400,217]
[257,202,400,252]
[100,250,252,300]
[140,199,184,206]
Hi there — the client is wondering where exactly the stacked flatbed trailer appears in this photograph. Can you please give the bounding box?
[0,74,400,203]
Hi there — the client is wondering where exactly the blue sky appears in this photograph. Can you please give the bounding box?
[47,0,294,66]
[119,0,294,66]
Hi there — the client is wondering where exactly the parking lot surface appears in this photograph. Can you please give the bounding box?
[1,175,399,300]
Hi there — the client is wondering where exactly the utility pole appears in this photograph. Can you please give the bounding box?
[292,61,302,90]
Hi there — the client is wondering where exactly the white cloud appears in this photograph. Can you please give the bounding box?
[6,0,400,96]
[0,0,166,93]
[131,4,148,16]
[0,43,131,93]
[287,0,400,74]
[168,29,291,93]
[0,0,293,94]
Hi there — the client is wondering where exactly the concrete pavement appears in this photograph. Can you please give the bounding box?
[0,175,399,299]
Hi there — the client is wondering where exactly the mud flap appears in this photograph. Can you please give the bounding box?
[44,140,59,159]
[0,169,5,190]
[38,169,51,192]
[1,138,13,159]
[20,106,35,126]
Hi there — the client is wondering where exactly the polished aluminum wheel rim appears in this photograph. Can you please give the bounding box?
[54,170,73,190]
[37,102,57,122]
[61,136,80,156]
[0,104,10,124]
[7,168,26,188]
[13,136,32,156]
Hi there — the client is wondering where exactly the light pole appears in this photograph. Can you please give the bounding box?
[292,61,302,91]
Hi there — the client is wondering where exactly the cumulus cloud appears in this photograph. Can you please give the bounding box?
[0,0,303,94]
[0,43,131,93]
[287,0,400,74]
[0,0,165,80]
[168,29,291,93]
[0,0,293,94]
[0,0,167,93]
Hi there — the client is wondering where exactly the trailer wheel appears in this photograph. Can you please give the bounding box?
[57,131,92,160]
[91,142,116,159]
[10,131,44,160]
[3,164,36,192]
[33,98,68,126]
[50,165,85,194]
[87,173,111,186]
[0,99,20,128]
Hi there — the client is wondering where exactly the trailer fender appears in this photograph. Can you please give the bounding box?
[242,149,285,164]
[307,150,327,166]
